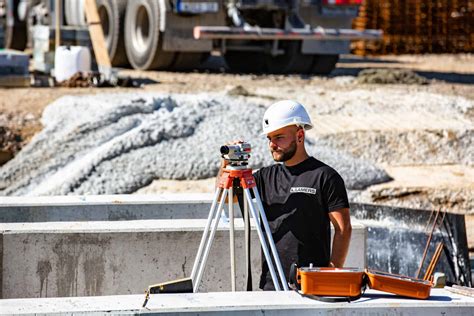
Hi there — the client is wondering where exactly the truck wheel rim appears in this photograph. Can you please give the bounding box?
[133,5,151,54]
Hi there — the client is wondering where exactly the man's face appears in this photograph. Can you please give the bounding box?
[266,125,300,162]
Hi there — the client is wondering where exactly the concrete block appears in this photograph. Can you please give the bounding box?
[0,194,215,222]
[0,220,366,299]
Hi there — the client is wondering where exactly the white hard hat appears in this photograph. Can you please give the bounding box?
[262,100,313,135]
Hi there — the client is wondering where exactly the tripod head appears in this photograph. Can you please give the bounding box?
[220,142,251,168]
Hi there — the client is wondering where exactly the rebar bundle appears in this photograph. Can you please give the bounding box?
[353,0,473,55]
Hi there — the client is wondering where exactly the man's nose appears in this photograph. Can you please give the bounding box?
[269,139,278,149]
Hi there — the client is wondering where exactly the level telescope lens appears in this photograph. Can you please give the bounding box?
[220,145,230,155]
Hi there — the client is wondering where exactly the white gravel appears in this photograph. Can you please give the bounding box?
[0,93,390,196]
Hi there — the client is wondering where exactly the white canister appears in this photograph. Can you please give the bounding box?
[54,46,91,82]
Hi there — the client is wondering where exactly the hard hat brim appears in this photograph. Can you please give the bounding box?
[261,122,313,136]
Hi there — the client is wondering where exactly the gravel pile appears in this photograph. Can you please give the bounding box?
[296,88,473,166]
[0,93,390,196]
[350,186,474,215]
[356,68,430,85]
[318,129,473,166]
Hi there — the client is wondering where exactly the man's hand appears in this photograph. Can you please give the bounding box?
[328,208,352,268]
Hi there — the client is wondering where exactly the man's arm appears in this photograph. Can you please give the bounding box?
[328,208,352,268]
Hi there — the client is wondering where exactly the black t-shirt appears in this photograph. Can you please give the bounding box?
[252,157,349,290]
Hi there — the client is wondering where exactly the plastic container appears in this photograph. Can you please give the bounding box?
[54,46,91,82]
[297,267,365,297]
[366,269,432,299]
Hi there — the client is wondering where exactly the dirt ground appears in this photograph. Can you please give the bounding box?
[0,53,473,250]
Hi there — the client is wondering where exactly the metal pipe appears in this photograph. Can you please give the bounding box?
[194,26,383,41]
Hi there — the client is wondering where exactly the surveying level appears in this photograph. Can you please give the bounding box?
[143,142,289,308]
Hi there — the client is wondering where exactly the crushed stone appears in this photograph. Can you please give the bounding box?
[356,68,430,85]
[0,93,391,196]
[350,186,474,215]
[317,129,473,166]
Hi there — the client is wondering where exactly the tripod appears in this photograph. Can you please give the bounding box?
[142,163,289,308]
[191,164,289,292]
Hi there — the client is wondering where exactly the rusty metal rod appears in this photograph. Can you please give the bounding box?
[416,208,442,279]
[423,208,435,232]
[423,242,444,281]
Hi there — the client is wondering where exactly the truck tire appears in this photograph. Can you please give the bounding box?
[264,41,313,74]
[65,0,128,66]
[65,0,87,26]
[64,0,75,25]
[225,51,265,73]
[4,0,27,50]
[171,53,204,71]
[124,0,174,70]
[310,54,339,75]
[97,0,128,66]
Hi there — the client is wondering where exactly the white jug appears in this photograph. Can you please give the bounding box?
[54,46,91,82]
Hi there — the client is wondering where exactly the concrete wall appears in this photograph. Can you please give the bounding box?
[0,220,366,299]
[1,220,259,298]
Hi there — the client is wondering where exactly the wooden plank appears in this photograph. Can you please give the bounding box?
[83,0,111,69]
[55,0,61,49]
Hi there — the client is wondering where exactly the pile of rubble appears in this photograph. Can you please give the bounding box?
[0,93,390,196]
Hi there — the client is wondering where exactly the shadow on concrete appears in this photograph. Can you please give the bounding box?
[357,293,453,302]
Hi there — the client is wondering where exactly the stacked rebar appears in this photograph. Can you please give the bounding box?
[353,0,473,55]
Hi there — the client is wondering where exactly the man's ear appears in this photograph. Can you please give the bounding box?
[297,129,305,143]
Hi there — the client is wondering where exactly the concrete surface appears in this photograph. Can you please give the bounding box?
[1,289,473,315]
[0,220,366,299]
[0,194,214,222]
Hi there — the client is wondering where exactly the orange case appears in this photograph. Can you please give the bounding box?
[366,269,432,299]
[297,267,365,297]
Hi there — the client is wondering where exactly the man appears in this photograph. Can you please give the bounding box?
[221,100,352,290]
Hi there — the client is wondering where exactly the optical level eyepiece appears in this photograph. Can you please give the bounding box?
[220,145,230,155]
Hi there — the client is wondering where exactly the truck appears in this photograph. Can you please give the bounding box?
[1,0,381,74]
